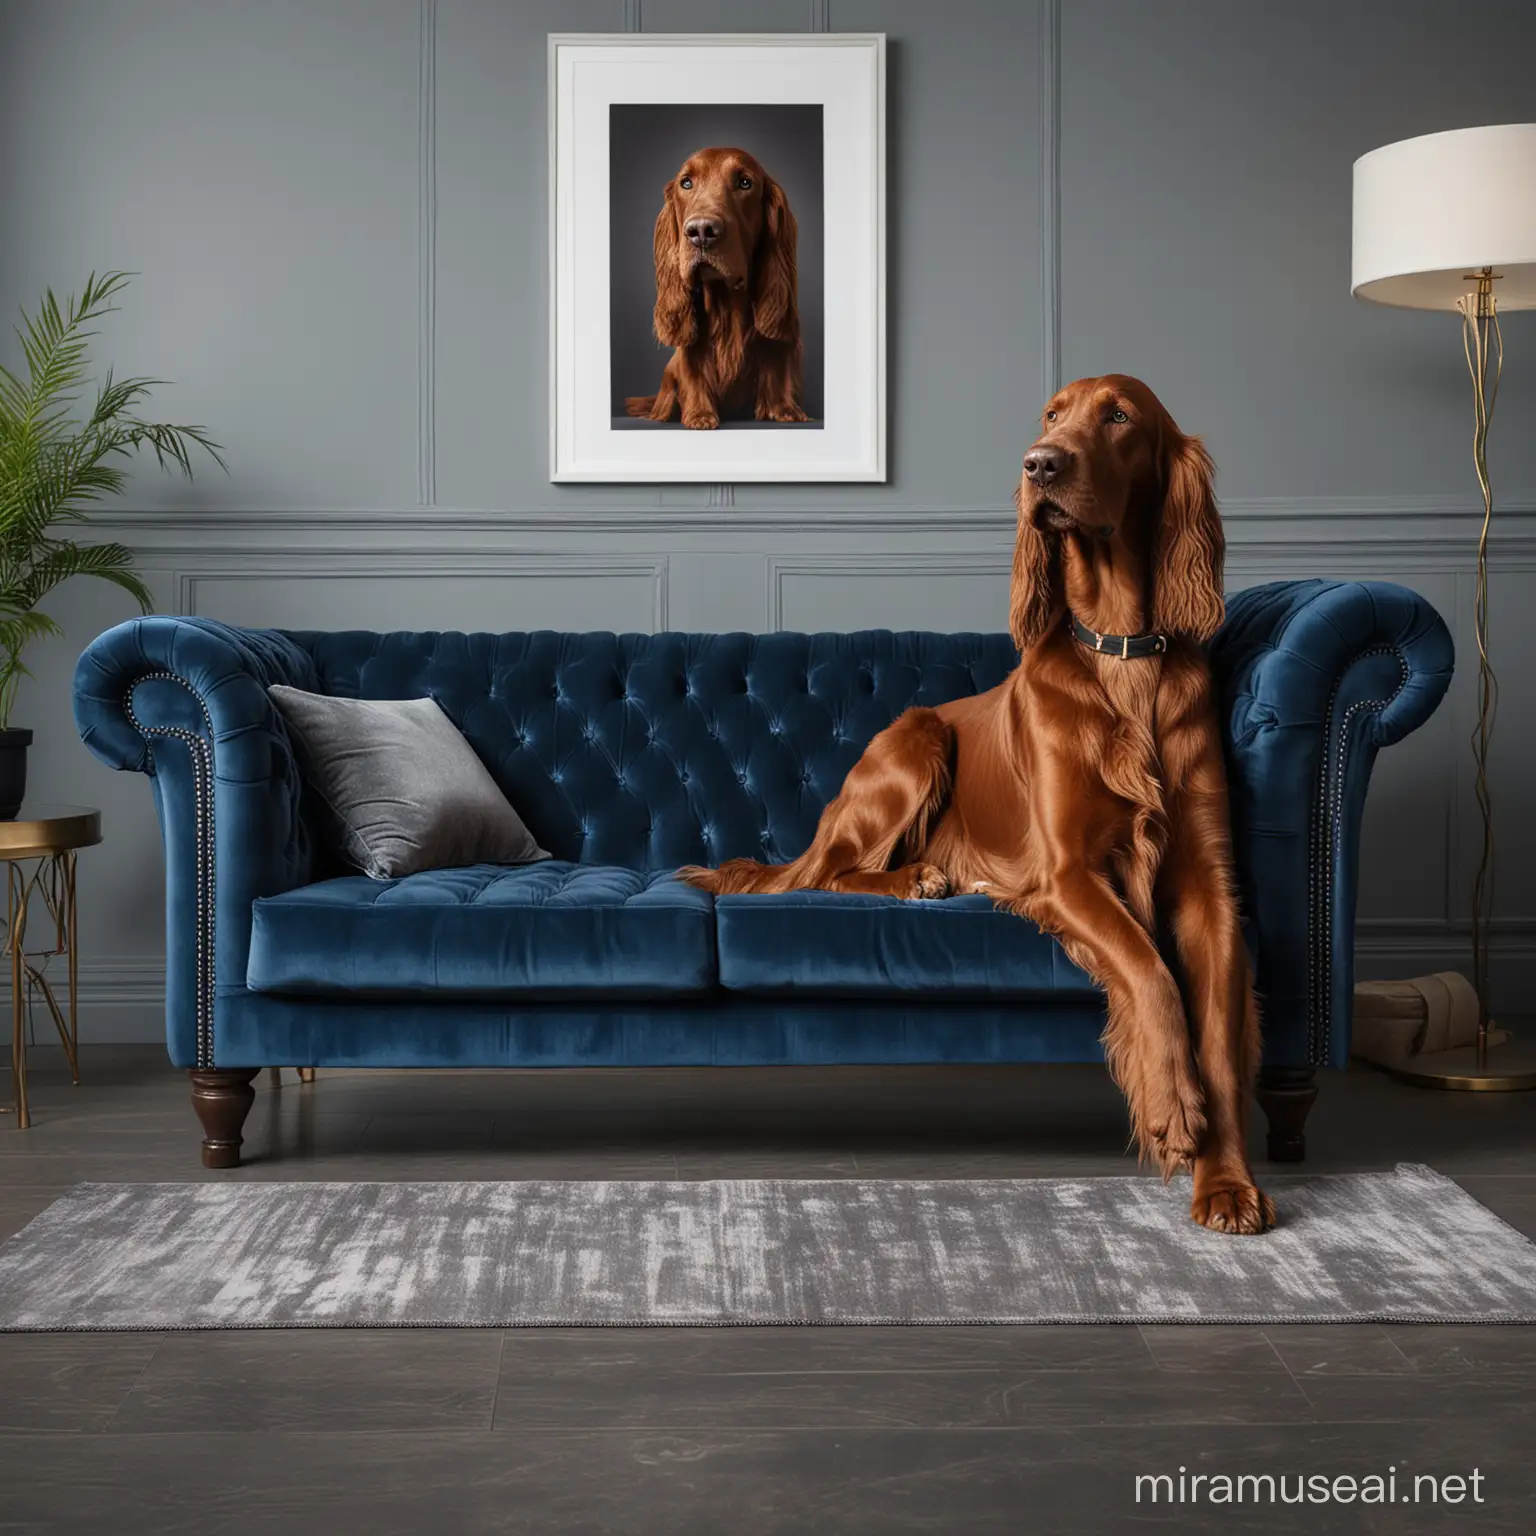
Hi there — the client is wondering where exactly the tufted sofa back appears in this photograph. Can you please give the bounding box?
[281,630,1020,871]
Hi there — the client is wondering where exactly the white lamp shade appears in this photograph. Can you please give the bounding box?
[1352,123,1536,310]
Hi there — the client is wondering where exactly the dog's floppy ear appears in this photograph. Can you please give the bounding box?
[750,175,798,341]
[652,180,695,349]
[1009,480,1060,653]
[1152,431,1225,642]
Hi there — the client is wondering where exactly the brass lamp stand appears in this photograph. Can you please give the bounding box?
[1352,124,1536,1091]
[1393,269,1536,1091]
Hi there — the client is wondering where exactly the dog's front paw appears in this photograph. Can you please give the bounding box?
[1191,1181,1276,1235]
[902,864,951,900]
[682,409,720,430]
[1141,1071,1206,1177]
[760,403,812,424]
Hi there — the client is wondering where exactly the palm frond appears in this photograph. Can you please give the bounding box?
[89,369,166,429]
[0,612,62,728]
[10,272,132,430]
[0,610,62,648]
[15,541,153,614]
[112,418,227,476]
[0,270,216,726]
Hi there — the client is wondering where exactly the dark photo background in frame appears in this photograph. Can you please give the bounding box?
[609,103,825,427]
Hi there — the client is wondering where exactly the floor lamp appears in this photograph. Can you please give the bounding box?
[1353,123,1536,1090]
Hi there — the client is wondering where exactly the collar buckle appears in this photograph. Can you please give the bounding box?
[1068,613,1170,661]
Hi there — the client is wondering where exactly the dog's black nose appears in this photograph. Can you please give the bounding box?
[685,217,720,250]
[1023,446,1070,486]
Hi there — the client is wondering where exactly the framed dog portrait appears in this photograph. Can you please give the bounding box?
[549,34,885,482]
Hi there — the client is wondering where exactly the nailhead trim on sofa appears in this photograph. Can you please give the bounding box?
[1307,647,1409,1064]
[125,673,218,1069]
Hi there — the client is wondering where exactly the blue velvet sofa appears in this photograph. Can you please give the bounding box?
[74,578,1453,1168]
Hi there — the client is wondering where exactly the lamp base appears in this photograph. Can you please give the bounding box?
[1388,1031,1536,1091]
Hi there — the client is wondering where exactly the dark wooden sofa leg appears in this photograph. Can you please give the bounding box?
[1255,1066,1319,1163]
[189,1069,260,1169]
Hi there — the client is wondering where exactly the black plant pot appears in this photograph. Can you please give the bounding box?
[0,729,32,820]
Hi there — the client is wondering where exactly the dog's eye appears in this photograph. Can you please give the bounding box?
[1110,409,1129,424]
[1045,410,1057,422]
[737,175,753,190]
[680,176,693,190]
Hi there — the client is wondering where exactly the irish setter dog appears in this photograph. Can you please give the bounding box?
[681,376,1274,1235]
[625,146,810,429]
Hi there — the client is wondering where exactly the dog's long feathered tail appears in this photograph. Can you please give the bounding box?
[624,395,658,418]
[676,858,790,894]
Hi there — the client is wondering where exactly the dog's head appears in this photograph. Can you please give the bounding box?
[1010,374,1224,649]
[651,146,798,348]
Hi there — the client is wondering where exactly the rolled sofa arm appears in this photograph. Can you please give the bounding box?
[1211,579,1454,1071]
[74,617,322,1068]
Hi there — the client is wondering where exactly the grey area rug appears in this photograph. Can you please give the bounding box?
[0,1164,1532,1331]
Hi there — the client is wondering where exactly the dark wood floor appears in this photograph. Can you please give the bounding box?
[2,1045,1534,1534]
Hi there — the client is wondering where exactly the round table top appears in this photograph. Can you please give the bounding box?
[0,803,102,858]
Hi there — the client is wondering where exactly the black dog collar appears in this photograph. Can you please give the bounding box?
[1069,615,1169,659]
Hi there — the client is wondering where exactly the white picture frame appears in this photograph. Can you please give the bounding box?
[549,33,886,483]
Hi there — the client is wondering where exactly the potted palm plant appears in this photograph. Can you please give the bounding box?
[0,272,223,816]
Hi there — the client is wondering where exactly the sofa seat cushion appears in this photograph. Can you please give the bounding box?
[247,862,716,998]
[715,891,1098,999]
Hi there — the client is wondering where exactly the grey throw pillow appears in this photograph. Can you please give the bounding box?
[269,687,549,880]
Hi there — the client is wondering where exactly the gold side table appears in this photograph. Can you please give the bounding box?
[1,803,102,1129]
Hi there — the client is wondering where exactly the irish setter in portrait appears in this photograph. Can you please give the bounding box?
[625,146,810,430]
[681,376,1274,1235]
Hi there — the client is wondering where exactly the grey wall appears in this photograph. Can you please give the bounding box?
[1,0,1533,1041]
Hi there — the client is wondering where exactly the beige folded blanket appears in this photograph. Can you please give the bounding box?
[1351,971,1506,1069]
